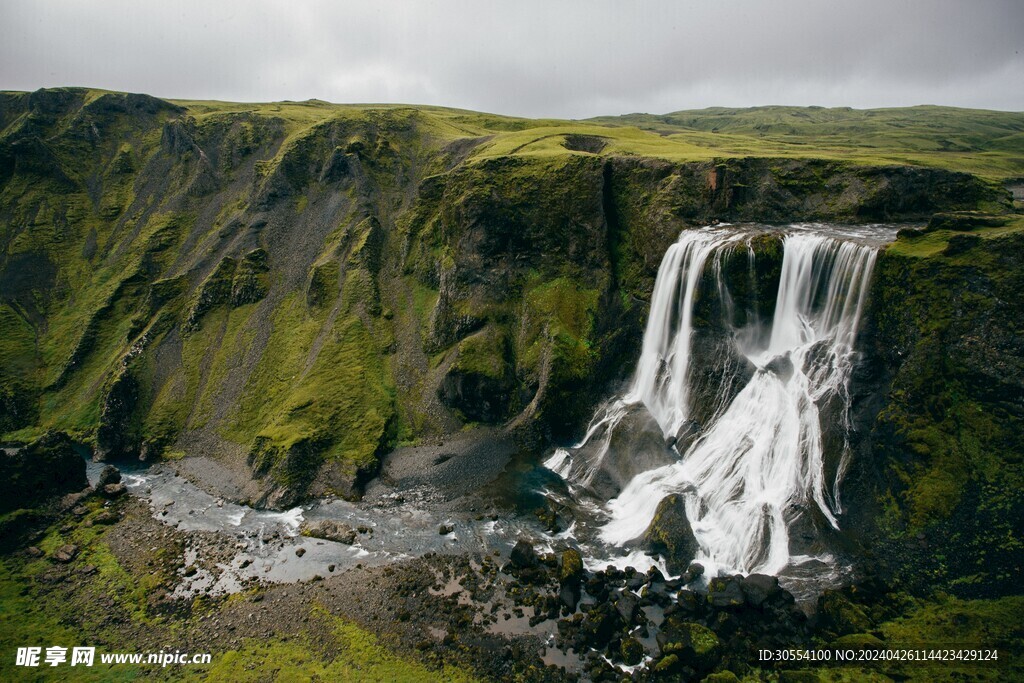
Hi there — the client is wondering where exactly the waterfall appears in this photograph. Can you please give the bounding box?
[553,225,882,577]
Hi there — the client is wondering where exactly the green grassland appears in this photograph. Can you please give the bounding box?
[590,105,1024,181]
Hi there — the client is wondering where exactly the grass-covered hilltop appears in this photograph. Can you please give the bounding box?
[1,88,1023,681]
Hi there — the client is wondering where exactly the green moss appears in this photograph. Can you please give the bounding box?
[185,606,478,682]
[307,260,340,309]
[453,325,510,381]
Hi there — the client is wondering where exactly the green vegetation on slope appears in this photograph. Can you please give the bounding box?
[0,87,1018,504]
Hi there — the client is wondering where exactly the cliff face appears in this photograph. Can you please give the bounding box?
[0,88,1012,507]
[842,217,1024,597]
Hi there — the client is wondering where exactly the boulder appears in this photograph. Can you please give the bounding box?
[510,539,538,568]
[707,576,745,609]
[740,573,783,607]
[101,483,127,499]
[559,548,584,584]
[643,494,699,575]
[559,581,581,611]
[301,520,357,545]
[671,622,721,672]
[52,544,78,563]
[614,590,640,625]
[97,465,121,488]
[619,636,644,665]
[576,406,676,499]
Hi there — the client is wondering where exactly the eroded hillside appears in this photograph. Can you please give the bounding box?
[0,88,1013,507]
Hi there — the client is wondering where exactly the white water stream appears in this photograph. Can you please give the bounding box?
[550,224,890,577]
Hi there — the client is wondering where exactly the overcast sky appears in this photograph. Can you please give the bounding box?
[2,0,1021,118]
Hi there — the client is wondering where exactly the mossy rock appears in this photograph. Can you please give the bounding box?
[643,494,699,575]
[619,636,644,665]
[703,672,741,683]
[817,590,872,637]
[559,548,584,584]
[831,632,885,650]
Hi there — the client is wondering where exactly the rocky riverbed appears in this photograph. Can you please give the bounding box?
[2,454,981,682]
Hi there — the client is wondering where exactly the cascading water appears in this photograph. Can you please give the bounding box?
[549,224,888,578]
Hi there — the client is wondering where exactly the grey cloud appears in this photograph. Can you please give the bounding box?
[1,0,1021,117]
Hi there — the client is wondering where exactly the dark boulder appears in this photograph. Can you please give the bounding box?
[97,465,121,488]
[660,621,721,673]
[619,636,644,665]
[707,576,745,609]
[613,590,640,625]
[643,494,700,575]
[740,573,783,608]
[559,581,581,611]
[575,406,676,499]
[0,432,88,514]
[510,539,538,568]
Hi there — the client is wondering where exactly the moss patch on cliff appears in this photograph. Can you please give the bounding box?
[860,215,1024,596]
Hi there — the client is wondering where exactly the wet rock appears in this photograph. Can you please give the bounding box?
[740,573,782,607]
[619,636,644,665]
[707,576,745,609]
[438,523,454,535]
[578,407,676,499]
[764,352,795,381]
[614,591,640,625]
[643,494,699,575]
[676,588,703,616]
[97,465,121,488]
[52,544,78,563]
[295,547,306,558]
[579,603,622,649]
[301,520,357,545]
[559,581,581,611]
[510,539,538,568]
